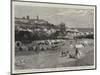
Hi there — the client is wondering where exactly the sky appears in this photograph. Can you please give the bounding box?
[14,3,95,28]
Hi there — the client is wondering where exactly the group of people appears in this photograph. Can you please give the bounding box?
[61,39,85,59]
[15,40,64,51]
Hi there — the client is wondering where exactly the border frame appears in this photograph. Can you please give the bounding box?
[11,0,97,75]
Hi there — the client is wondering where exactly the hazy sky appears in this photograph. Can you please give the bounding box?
[14,4,95,28]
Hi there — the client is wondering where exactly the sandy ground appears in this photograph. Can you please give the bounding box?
[15,39,94,70]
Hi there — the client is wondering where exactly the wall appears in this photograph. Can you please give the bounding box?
[0,0,100,75]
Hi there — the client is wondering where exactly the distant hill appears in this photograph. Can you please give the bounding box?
[15,17,58,29]
[75,28,94,33]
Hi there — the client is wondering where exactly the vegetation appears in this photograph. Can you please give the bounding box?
[75,34,94,39]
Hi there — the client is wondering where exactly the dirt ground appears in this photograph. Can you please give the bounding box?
[15,39,94,70]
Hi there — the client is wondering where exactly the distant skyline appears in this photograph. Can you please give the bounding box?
[14,4,95,28]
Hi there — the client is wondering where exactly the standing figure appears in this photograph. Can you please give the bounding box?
[74,46,80,59]
[74,38,80,59]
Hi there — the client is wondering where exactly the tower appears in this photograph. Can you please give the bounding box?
[36,15,39,20]
[26,15,30,19]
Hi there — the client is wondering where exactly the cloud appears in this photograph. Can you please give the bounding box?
[55,9,94,17]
